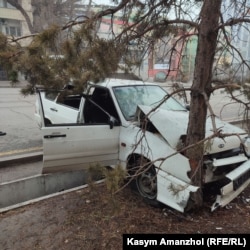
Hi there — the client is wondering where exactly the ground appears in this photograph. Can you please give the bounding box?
[0,182,250,250]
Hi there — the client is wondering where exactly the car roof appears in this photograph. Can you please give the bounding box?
[93,78,157,89]
[88,72,158,88]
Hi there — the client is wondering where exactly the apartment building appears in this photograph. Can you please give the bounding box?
[0,0,32,79]
[222,0,250,82]
[0,0,32,38]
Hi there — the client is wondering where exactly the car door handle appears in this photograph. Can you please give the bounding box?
[50,108,58,112]
[44,134,66,139]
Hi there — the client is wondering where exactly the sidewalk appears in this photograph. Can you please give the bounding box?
[0,80,29,88]
[0,80,42,164]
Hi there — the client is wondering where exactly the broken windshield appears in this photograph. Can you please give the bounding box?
[113,85,187,120]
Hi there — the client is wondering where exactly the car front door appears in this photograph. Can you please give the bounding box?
[38,88,121,174]
[42,124,120,173]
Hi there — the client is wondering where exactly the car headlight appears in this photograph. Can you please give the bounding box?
[243,137,250,157]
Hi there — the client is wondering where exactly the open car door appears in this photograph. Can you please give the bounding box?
[37,90,120,174]
[42,124,120,173]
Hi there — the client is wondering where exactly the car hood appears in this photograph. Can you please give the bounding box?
[137,105,247,154]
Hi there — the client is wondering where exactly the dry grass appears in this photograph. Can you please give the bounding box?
[0,182,250,249]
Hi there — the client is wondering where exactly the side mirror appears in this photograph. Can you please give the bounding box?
[0,131,6,136]
[109,116,119,129]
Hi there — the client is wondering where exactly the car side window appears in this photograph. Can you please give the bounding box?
[56,95,82,109]
[45,91,57,101]
[84,87,120,125]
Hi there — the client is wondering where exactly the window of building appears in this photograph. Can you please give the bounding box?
[0,0,17,9]
[5,26,21,37]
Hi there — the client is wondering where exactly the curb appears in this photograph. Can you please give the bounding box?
[0,151,43,168]
[0,179,104,214]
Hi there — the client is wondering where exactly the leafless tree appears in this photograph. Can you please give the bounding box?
[6,0,86,33]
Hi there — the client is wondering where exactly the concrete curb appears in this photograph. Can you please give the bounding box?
[0,180,104,214]
[0,151,43,168]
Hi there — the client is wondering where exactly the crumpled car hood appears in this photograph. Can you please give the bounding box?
[137,105,247,154]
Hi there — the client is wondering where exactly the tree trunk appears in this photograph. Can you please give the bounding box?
[185,0,222,208]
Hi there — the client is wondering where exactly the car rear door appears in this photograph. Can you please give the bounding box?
[51,95,82,124]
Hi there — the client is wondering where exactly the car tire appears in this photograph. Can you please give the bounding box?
[128,157,160,207]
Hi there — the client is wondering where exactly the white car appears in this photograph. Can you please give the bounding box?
[36,78,250,213]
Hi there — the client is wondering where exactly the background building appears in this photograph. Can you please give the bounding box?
[222,0,250,82]
[0,0,32,80]
[0,0,32,39]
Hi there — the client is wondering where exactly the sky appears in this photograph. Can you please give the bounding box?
[80,0,116,5]
[93,0,115,5]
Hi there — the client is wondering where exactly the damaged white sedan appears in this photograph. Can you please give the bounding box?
[35,78,250,213]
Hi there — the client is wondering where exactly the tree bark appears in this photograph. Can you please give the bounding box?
[185,0,222,208]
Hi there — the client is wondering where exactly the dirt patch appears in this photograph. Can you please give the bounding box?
[0,183,250,249]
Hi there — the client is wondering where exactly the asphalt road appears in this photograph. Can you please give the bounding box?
[163,84,247,122]
[208,89,247,122]
[0,83,42,157]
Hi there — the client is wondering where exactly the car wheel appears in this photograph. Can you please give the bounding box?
[136,166,157,200]
[128,157,160,207]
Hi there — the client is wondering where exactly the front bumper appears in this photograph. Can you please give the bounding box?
[211,159,250,211]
